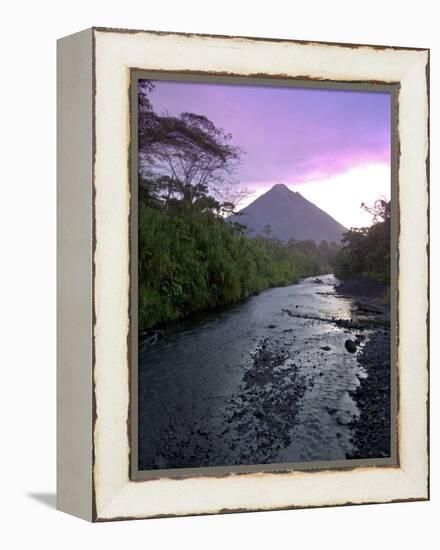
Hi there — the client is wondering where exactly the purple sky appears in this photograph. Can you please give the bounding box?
[144,80,391,224]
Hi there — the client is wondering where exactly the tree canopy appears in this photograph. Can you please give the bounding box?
[334,199,391,284]
[138,80,243,214]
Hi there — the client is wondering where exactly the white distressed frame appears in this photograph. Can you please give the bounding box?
[58,27,429,522]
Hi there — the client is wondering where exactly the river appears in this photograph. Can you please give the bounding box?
[138,274,371,471]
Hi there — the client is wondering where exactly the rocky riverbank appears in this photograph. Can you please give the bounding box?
[335,276,392,460]
[221,337,314,465]
[336,274,389,301]
[346,329,391,458]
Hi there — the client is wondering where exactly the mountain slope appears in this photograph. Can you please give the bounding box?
[231,184,347,243]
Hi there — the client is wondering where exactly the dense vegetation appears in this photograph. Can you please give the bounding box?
[139,205,336,328]
[334,199,391,285]
[137,80,335,329]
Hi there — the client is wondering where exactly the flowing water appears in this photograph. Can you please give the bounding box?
[138,274,369,471]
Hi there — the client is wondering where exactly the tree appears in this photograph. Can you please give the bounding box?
[209,181,251,212]
[138,79,155,113]
[361,198,390,224]
[334,199,391,283]
[138,81,243,210]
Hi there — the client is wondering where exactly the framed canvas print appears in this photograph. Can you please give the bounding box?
[57,27,429,521]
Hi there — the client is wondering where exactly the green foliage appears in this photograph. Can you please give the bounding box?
[138,205,331,329]
[334,199,391,284]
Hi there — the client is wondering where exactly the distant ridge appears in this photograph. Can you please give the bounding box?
[230,183,347,243]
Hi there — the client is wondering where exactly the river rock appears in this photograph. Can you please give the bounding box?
[344,339,357,353]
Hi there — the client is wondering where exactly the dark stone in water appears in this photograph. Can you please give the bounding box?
[344,339,357,353]
[267,324,277,329]
[321,346,331,351]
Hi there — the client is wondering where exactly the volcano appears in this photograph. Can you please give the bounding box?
[230,184,347,243]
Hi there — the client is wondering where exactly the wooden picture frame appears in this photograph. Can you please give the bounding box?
[57,27,429,521]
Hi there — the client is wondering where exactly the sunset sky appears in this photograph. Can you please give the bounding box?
[146,80,391,228]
